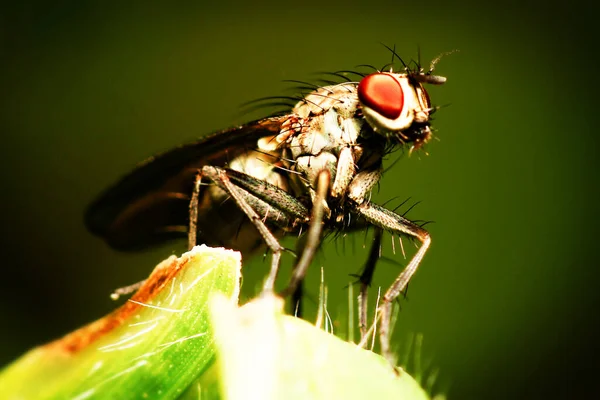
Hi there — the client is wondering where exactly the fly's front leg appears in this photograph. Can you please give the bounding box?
[352,201,430,364]
[331,147,355,199]
[358,227,383,340]
[346,166,384,340]
[280,170,330,298]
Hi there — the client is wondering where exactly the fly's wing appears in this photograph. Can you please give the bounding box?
[85,117,286,250]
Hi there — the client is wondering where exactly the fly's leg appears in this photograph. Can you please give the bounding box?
[201,166,315,294]
[352,202,430,364]
[290,228,307,317]
[292,280,303,317]
[201,165,328,304]
[188,172,202,251]
[345,167,385,340]
[280,170,330,298]
[224,168,310,222]
[111,173,205,300]
[358,227,383,340]
[223,166,330,302]
[189,168,292,251]
[110,280,145,300]
[202,166,286,292]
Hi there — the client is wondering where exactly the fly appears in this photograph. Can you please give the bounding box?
[85,50,448,363]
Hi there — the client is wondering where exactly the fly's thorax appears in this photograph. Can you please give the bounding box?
[287,83,363,155]
[293,83,359,120]
[279,92,382,207]
[286,109,363,161]
[277,83,365,161]
[282,108,365,205]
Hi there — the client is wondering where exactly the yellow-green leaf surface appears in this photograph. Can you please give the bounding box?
[208,294,430,400]
[0,245,241,400]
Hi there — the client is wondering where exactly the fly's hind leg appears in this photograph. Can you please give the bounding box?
[201,166,314,294]
[352,201,430,365]
[201,166,286,292]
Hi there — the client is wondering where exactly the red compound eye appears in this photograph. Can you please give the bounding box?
[357,73,404,120]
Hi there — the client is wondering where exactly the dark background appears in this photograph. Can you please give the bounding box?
[1,1,598,398]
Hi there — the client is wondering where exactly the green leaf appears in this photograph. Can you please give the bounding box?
[0,245,241,400]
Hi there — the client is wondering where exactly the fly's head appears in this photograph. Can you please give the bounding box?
[357,69,445,151]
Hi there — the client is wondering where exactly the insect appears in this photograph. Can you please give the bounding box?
[85,50,447,362]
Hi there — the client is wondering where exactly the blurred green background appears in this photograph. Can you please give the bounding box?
[1,1,597,398]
